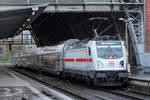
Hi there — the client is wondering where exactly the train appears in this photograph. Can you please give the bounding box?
[13,39,129,86]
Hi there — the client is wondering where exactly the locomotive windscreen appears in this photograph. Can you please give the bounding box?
[97,45,123,59]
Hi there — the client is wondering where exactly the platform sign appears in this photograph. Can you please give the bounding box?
[0,48,3,55]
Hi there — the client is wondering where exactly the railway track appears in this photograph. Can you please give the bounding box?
[116,87,150,100]
[97,88,146,100]
[11,67,150,100]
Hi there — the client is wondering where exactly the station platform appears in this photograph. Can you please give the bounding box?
[0,65,51,100]
[128,75,150,93]
[129,75,150,82]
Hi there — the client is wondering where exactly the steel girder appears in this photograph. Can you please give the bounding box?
[124,0,145,67]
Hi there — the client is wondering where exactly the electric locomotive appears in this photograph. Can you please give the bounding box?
[63,39,128,86]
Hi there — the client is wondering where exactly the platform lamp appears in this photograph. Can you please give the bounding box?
[119,18,134,64]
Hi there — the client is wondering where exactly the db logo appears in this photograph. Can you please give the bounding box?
[108,61,114,65]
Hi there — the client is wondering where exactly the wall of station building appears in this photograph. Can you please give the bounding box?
[146,0,150,52]
[140,0,150,71]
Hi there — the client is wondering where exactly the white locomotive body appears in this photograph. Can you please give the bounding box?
[13,39,128,86]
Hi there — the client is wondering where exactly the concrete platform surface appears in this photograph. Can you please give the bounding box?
[0,66,52,100]
[0,67,25,87]
[129,75,150,82]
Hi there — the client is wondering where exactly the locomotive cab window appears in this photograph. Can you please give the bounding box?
[97,44,123,59]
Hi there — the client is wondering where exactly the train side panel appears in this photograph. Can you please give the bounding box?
[64,48,93,71]
[42,52,60,74]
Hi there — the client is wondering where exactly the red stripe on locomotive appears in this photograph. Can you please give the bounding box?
[64,59,75,62]
[44,58,92,62]
[76,58,92,62]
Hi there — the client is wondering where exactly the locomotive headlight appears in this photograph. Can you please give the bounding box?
[119,61,124,67]
[98,61,103,68]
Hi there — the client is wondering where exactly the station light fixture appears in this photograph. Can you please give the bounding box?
[16,31,19,35]
[27,18,31,22]
[23,24,25,27]
[118,17,134,65]
[89,17,108,21]
[119,18,134,23]
[32,11,35,16]
[118,17,134,45]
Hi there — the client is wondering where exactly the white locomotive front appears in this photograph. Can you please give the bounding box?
[64,40,128,86]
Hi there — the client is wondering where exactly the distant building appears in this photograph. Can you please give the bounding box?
[0,30,35,45]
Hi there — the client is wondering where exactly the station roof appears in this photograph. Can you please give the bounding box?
[0,5,47,39]
[30,12,124,47]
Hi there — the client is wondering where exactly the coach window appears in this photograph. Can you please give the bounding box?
[88,47,91,56]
